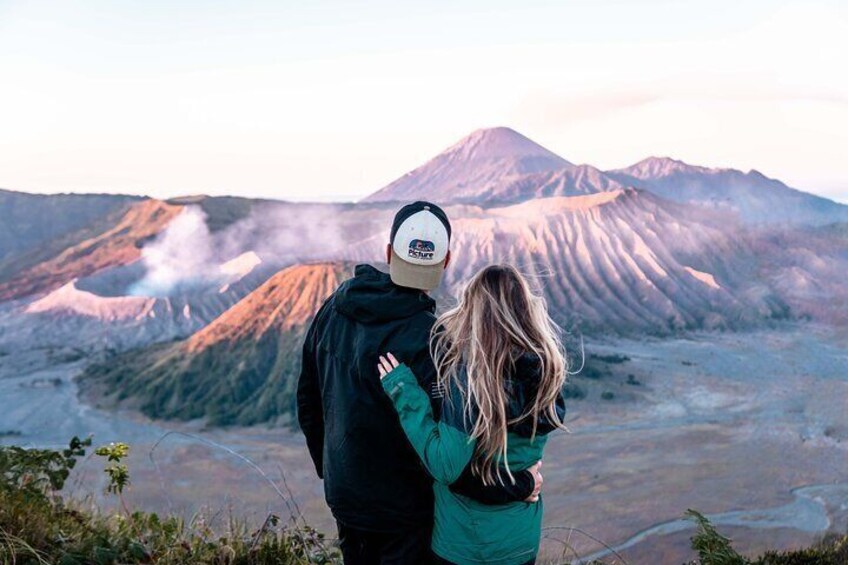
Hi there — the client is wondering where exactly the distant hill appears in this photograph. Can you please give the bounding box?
[0,199,183,302]
[3,126,848,429]
[0,193,350,302]
[353,190,787,333]
[606,156,848,225]
[363,128,848,226]
[364,127,575,204]
[0,189,140,263]
[447,189,787,332]
[76,190,805,426]
[479,164,626,204]
[79,263,350,426]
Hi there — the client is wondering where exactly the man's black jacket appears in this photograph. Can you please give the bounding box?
[297,264,534,532]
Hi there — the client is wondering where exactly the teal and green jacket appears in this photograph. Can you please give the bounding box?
[381,353,566,565]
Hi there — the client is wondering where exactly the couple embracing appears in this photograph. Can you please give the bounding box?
[298,201,567,565]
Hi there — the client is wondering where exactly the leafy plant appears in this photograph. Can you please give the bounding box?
[562,383,586,400]
[0,435,90,499]
[7,438,844,564]
[686,509,749,565]
[590,353,631,364]
[1,437,341,564]
[95,442,130,495]
[752,531,848,564]
[686,509,848,565]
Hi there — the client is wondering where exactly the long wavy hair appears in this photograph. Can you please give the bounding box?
[431,264,567,485]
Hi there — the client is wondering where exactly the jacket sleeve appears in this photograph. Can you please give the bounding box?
[381,364,475,485]
[296,314,324,479]
[406,344,442,419]
[450,461,535,504]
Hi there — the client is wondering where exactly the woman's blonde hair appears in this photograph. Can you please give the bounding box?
[431,264,567,485]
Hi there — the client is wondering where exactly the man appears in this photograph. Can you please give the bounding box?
[297,201,542,564]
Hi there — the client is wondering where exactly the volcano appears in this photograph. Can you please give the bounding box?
[79,262,351,426]
[4,126,848,428]
[364,127,577,204]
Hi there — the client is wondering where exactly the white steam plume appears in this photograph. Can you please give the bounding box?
[129,202,390,297]
[129,207,217,296]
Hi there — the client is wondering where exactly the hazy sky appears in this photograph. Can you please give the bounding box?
[1,0,846,202]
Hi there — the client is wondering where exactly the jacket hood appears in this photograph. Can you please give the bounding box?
[335,264,436,324]
[450,352,567,438]
[505,352,567,437]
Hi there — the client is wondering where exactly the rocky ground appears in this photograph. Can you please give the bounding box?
[1,324,846,564]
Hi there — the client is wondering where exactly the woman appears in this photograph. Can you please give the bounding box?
[377,264,567,565]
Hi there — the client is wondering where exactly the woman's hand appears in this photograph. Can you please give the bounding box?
[377,353,401,380]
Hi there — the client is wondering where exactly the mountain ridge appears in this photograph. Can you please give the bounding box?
[0,190,142,266]
[78,262,351,426]
[75,188,804,426]
[361,127,848,226]
[0,199,184,302]
[364,127,573,204]
[607,156,848,225]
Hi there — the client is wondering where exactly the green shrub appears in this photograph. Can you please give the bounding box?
[589,353,631,364]
[5,439,844,565]
[0,434,90,500]
[95,442,131,495]
[686,509,848,565]
[750,531,848,565]
[0,438,340,565]
[580,365,605,380]
[563,383,586,400]
[686,509,748,565]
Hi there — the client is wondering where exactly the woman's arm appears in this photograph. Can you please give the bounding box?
[379,355,475,485]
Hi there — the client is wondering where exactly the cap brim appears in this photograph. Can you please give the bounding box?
[389,248,446,291]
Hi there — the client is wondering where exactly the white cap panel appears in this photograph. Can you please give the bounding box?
[391,210,450,266]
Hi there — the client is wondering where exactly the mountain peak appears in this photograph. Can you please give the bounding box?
[618,156,713,179]
[186,262,349,352]
[364,127,571,203]
[443,127,566,163]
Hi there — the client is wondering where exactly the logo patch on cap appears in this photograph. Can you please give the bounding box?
[408,239,435,261]
[391,209,449,268]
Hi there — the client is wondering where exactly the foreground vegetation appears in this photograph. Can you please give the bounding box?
[1,439,845,564]
[0,437,338,564]
[685,509,848,565]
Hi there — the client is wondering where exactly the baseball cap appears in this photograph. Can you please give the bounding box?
[389,201,452,291]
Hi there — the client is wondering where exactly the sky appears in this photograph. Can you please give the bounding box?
[0,0,846,203]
